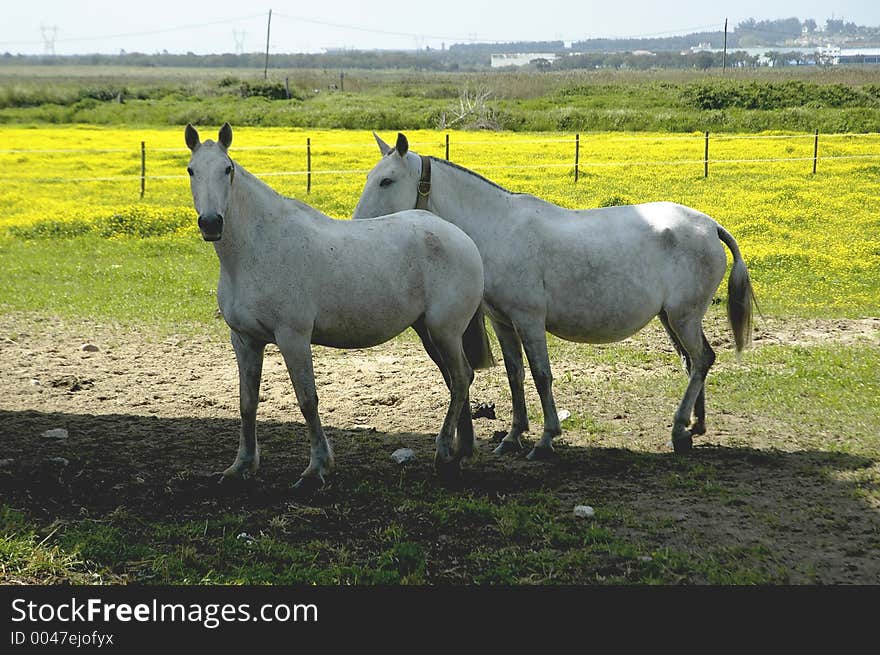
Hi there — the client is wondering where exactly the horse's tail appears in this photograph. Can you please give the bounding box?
[717,225,759,353]
[462,306,496,370]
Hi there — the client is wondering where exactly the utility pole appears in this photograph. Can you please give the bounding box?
[263,9,272,80]
[722,18,728,71]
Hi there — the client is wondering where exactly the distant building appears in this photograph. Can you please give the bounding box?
[837,48,880,64]
[688,42,713,54]
[490,52,558,68]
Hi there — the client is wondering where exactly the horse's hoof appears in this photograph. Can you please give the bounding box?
[292,475,324,496]
[218,469,252,485]
[672,435,693,454]
[526,445,555,461]
[493,440,522,456]
[690,423,707,437]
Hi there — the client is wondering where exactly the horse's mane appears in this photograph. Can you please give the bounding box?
[233,158,325,218]
[429,156,519,195]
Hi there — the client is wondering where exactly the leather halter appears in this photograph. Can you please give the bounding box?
[415,155,431,210]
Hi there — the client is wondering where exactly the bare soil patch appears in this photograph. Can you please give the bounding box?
[1,313,878,584]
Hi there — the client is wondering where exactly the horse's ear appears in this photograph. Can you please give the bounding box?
[218,122,233,150]
[185,124,200,151]
[373,132,392,156]
[395,132,409,157]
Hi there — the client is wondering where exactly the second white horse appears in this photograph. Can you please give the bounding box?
[354,133,757,459]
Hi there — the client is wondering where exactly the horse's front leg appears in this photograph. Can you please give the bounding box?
[222,330,266,480]
[517,321,561,461]
[275,328,334,492]
[490,318,529,456]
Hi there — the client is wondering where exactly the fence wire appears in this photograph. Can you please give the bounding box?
[1,131,878,184]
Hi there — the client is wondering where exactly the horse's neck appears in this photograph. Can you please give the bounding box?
[430,161,513,245]
[213,167,289,265]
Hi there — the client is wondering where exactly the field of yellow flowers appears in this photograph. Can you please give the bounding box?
[1,125,879,316]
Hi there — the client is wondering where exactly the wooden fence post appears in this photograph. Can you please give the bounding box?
[307,137,312,194]
[813,129,819,174]
[445,133,450,160]
[574,133,580,182]
[140,141,145,199]
[704,131,709,178]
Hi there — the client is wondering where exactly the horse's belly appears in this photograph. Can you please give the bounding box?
[546,314,656,344]
[545,292,661,344]
[311,306,419,349]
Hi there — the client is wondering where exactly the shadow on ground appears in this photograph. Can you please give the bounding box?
[2,409,879,584]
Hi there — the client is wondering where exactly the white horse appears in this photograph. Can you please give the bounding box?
[354,133,757,459]
[185,124,489,491]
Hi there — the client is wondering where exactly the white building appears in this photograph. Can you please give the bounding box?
[490,52,558,68]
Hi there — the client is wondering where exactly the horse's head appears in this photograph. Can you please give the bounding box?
[353,132,423,219]
[185,123,235,241]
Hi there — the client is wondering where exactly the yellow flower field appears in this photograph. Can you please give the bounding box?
[1,125,879,314]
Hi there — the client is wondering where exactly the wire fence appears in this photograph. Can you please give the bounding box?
[2,131,879,193]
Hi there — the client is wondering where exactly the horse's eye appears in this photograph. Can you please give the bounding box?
[225,166,232,176]
[186,167,194,176]
[380,178,393,188]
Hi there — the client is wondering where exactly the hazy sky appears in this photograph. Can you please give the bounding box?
[3,1,879,55]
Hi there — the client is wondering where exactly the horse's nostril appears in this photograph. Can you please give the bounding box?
[198,214,224,240]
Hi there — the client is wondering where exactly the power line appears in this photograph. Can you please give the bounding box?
[0,13,266,47]
[273,13,725,45]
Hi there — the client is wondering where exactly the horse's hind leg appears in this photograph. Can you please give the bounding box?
[664,313,716,453]
[489,317,529,456]
[659,311,707,436]
[413,318,474,458]
[516,320,561,461]
[222,330,265,480]
[425,323,474,478]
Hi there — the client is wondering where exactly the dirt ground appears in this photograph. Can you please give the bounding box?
[1,312,879,584]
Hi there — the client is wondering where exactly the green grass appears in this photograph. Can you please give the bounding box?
[2,460,821,584]
[1,493,786,585]
[2,66,880,132]
[0,507,120,584]
[0,235,221,333]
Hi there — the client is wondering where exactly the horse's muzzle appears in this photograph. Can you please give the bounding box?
[198,213,223,241]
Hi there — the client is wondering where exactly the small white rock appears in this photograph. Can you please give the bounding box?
[557,409,571,422]
[573,505,595,518]
[41,428,69,440]
[30,379,41,386]
[390,448,416,465]
[80,343,100,352]
[236,532,254,543]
